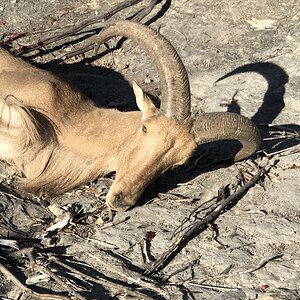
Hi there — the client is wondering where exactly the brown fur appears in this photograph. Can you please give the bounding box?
[0,48,197,210]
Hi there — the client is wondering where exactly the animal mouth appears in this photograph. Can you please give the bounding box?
[106,191,132,212]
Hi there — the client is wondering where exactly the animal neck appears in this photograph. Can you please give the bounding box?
[16,107,143,196]
[60,107,142,167]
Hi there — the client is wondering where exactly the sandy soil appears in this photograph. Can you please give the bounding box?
[0,0,299,299]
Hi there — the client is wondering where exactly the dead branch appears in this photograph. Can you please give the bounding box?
[264,144,300,157]
[15,0,162,57]
[185,282,241,291]
[0,238,19,249]
[189,253,283,284]
[171,197,219,239]
[22,248,87,300]
[98,215,130,230]
[144,165,265,275]
[165,257,201,280]
[37,265,87,300]
[61,0,162,62]
[14,0,144,55]
[130,0,162,22]
[88,253,171,299]
[52,257,157,300]
[0,32,27,47]
[0,262,72,300]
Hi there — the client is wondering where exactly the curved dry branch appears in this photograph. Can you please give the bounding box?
[0,262,72,300]
[144,165,265,275]
[15,0,144,55]
[57,0,161,62]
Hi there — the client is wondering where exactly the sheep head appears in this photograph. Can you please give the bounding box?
[106,82,196,211]
[98,21,261,211]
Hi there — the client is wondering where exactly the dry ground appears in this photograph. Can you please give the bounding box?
[0,0,299,299]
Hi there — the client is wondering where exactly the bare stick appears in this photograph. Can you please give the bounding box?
[52,258,156,300]
[130,0,161,22]
[37,265,87,300]
[23,248,86,300]
[60,0,161,61]
[144,166,265,275]
[165,257,201,280]
[98,215,130,230]
[88,253,170,298]
[265,144,300,156]
[171,197,219,239]
[186,282,240,291]
[0,262,71,300]
[16,0,143,55]
[0,263,29,292]
[190,253,283,284]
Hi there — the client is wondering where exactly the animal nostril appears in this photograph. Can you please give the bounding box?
[114,192,125,207]
[107,192,131,211]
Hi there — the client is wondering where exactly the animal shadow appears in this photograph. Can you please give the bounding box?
[216,62,300,157]
[34,45,299,209]
[139,62,300,205]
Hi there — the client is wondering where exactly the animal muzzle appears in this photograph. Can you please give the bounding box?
[106,191,133,212]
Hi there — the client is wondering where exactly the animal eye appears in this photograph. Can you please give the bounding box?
[142,125,147,133]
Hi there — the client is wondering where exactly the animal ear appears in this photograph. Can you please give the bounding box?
[132,81,157,118]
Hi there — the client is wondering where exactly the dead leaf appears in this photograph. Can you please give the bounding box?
[46,212,72,232]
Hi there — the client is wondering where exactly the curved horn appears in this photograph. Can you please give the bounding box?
[95,20,190,122]
[191,112,261,161]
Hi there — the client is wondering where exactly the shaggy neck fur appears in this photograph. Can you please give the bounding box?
[13,105,142,196]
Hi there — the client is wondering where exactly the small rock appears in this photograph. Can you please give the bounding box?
[247,18,277,30]
[216,33,229,45]
[95,216,105,226]
[48,203,64,216]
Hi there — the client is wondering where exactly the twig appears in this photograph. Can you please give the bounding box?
[0,189,29,202]
[15,0,144,55]
[38,265,87,300]
[130,0,161,22]
[0,32,27,47]
[22,248,86,300]
[165,257,201,280]
[191,253,284,284]
[186,282,240,291]
[52,258,156,300]
[88,253,170,299]
[98,215,130,230]
[171,196,218,239]
[263,131,299,140]
[0,262,71,300]
[144,166,265,275]
[264,144,300,156]
[85,236,118,248]
[264,123,300,133]
[0,263,29,292]
[0,238,19,249]
[61,0,161,62]
[58,44,94,61]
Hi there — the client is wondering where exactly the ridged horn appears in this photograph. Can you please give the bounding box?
[191,112,261,161]
[95,20,190,122]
